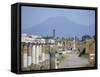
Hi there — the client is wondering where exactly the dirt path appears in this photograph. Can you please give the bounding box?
[58,52,91,68]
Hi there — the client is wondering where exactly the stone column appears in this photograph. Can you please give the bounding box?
[27,43,32,67]
[32,44,36,64]
[23,43,28,68]
[39,45,42,62]
[42,44,45,62]
[49,51,55,69]
[36,45,39,64]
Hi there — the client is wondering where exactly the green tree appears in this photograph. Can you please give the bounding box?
[82,35,91,41]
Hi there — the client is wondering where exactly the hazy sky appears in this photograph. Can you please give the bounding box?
[21,6,95,38]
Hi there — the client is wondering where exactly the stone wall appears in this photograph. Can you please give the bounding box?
[85,39,95,65]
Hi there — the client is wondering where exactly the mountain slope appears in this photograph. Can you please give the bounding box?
[22,16,95,38]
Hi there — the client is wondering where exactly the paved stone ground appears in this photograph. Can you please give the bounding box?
[58,51,92,68]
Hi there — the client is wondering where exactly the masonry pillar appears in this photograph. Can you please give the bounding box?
[36,45,39,64]
[27,43,32,68]
[49,51,55,69]
[42,44,45,62]
[39,45,42,62]
[23,43,28,69]
[32,44,36,64]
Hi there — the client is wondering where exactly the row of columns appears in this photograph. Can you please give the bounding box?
[21,43,50,70]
